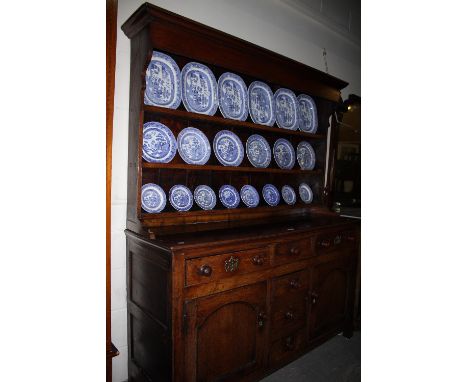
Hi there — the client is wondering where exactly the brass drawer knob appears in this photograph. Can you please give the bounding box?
[319,239,331,248]
[197,265,212,277]
[252,255,264,266]
[310,292,319,305]
[284,336,295,351]
[257,311,267,328]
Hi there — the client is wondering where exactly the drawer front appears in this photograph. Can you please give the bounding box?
[185,247,270,286]
[316,230,357,252]
[272,269,309,300]
[271,293,308,337]
[269,328,307,366]
[275,238,312,264]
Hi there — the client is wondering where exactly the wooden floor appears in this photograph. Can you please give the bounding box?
[260,332,361,382]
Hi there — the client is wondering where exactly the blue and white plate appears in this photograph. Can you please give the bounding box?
[262,184,280,206]
[213,130,244,167]
[177,127,211,165]
[142,122,177,163]
[181,62,218,115]
[297,94,318,133]
[144,51,181,109]
[141,183,166,213]
[169,185,193,211]
[246,134,271,168]
[194,185,216,210]
[281,185,296,205]
[240,185,260,208]
[219,185,240,209]
[218,72,248,121]
[274,88,299,130]
[299,183,314,204]
[273,138,295,170]
[297,141,316,170]
[248,81,275,126]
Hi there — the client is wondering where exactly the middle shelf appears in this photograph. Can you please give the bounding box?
[142,162,323,175]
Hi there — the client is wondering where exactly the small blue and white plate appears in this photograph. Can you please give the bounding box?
[297,94,318,133]
[213,130,244,167]
[262,184,280,206]
[299,183,314,204]
[177,127,211,165]
[248,81,275,126]
[141,183,166,213]
[144,51,182,109]
[240,185,260,208]
[142,122,177,163]
[219,185,240,209]
[297,141,316,170]
[281,185,296,205]
[246,134,271,168]
[218,72,248,121]
[273,138,295,170]
[169,185,193,211]
[194,185,216,210]
[181,62,218,115]
[274,88,299,130]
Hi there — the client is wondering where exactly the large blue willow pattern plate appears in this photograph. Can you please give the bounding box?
[219,185,240,209]
[273,138,295,170]
[299,183,314,204]
[177,127,211,165]
[144,51,181,109]
[213,130,244,167]
[262,184,280,206]
[296,141,316,170]
[169,185,193,211]
[240,185,260,208]
[246,134,271,168]
[274,88,299,130]
[142,122,177,163]
[297,94,318,133]
[181,62,218,115]
[281,185,296,205]
[218,72,248,121]
[141,183,166,213]
[194,185,216,210]
[248,81,275,126]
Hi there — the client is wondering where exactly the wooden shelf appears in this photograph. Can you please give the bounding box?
[142,162,323,175]
[144,105,326,140]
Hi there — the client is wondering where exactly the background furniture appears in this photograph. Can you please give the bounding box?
[122,3,359,381]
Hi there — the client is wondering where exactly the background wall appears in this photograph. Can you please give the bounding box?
[111,0,360,380]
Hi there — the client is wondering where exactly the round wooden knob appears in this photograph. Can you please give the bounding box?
[289,279,301,289]
[285,311,295,320]
[197,265,212,277]
[252,255,264,266]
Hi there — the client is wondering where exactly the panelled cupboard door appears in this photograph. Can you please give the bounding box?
[309,255,353,340]
[184,282,267,382]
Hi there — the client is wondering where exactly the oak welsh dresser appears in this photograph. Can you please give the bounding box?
[122,3,360,381]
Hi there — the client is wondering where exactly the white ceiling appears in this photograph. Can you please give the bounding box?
[281,0,361,44]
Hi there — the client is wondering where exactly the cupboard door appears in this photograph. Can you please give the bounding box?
[184,282,267,382]
[309,255,353,340]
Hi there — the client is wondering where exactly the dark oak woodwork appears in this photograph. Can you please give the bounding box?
[106,0,119,380]
[122,4,358,382]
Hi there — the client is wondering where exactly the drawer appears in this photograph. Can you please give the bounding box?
[272,269,309,300]
[269,328,307,366]
[315,230,357,252]
[271,293,308,337]
[275,238,312,264]
[185,246,270,286]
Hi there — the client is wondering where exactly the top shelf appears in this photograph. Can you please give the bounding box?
[144,105,327,140]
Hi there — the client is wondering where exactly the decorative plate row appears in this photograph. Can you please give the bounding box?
[141,183,314,213]
[144,51,318,133]
[142,122,316,170]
